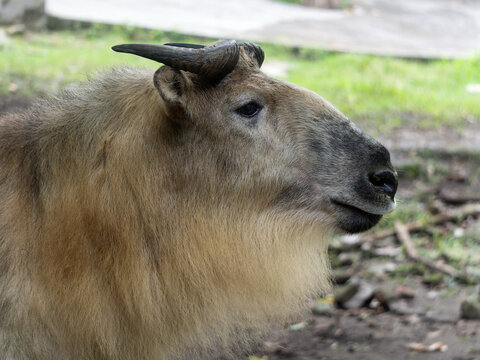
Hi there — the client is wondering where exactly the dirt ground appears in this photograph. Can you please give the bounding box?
[254,151,480,359]
[2,95,479,360]
[257,267,480,360]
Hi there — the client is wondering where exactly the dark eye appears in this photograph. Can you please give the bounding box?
[235,102,263,118]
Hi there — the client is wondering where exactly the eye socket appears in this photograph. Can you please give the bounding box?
[235,101,263,118]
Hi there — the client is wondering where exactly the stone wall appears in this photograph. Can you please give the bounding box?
[0,0,45,29]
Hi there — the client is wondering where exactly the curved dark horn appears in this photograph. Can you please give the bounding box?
[238,42,265,67]
[164,43,205,49]
[112,40,240,82]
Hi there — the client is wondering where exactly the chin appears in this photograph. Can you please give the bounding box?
[335,207,383,234]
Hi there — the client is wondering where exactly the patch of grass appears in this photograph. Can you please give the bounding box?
[1,23,480,131]
[434,234,480,267]
[422,272,444,286]
[391,263,427,277]
[375,200,430,231]
[286,53,480,131]
[0,24,205,95]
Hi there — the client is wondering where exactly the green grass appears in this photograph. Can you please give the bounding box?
[0,25,206,95]
[1,24,480,131]
[286,53,480,131]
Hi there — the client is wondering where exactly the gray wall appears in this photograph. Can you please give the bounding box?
[0,0,45,28]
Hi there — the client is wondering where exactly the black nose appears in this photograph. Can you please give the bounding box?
[368,170,398,200]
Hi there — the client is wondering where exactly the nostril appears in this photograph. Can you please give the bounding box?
[368,170,398,199]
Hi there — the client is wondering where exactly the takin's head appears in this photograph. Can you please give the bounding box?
[113,40,397,235]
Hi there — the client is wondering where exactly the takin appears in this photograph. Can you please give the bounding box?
[0,40,397,359]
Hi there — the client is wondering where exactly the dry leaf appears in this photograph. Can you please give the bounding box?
[407,342,427,352]
[407,341,448,352]
[428,342,448,352]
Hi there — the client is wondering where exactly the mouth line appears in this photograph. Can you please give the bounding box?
[331,196,395,215]
[331,199,377,217]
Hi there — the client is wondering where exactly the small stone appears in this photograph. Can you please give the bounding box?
[395,285,415,299]
[371,288,394,310]
[332,268,351,284]
[340,234,361,246]
[372,246,402,258]
[361,241,372,252]
[368,261,397,277]
[338,252,359,266]
[453,227,465,238]
[329,342,339,350]
[344,281,374,309]
[334,282,360,307]
[288,321,307,331]
[311,301,335,317]
[460,300,480,320]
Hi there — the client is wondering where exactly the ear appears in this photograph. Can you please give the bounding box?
[153,66,190,106]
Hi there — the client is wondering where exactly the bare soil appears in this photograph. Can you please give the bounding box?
[257,279,480,360]
[255,153,480,360]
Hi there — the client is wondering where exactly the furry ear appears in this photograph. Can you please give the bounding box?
[153,66,189,106]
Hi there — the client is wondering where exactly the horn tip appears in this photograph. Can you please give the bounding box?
[112,44,126,53]
[112,44,144,54]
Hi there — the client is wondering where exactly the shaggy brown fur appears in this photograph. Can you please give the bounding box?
[0,47,394,359]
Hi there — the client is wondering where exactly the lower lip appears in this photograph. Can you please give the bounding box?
[331,199,383,233]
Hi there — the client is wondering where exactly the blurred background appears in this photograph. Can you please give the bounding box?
[1,0,480,359]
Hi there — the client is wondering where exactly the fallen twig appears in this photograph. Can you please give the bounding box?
[335,203,480,251]
[394,221,471,283]
[438,189,480,204]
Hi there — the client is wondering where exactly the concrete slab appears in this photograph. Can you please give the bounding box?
[45,0,480,58]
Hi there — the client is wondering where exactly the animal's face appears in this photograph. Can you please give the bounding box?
[115,40,397,234]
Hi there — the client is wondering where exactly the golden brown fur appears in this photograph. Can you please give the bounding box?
[0,48,393,359]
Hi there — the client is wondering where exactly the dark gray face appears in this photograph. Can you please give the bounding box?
[245,78,398,235]
[305,117,397,233]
